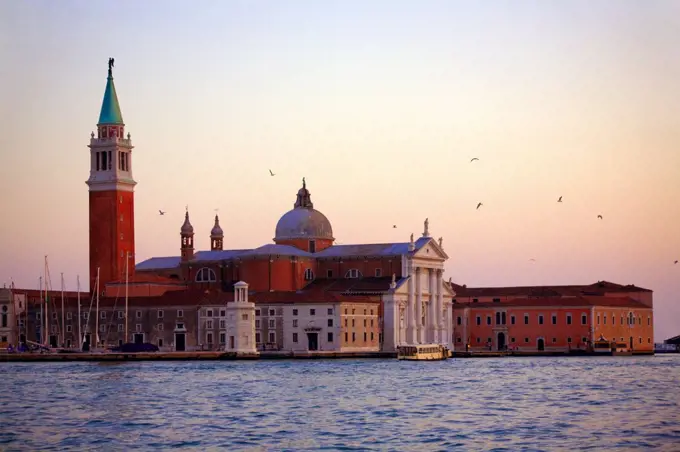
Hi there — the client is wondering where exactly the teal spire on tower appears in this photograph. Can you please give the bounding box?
[98,57,124,125]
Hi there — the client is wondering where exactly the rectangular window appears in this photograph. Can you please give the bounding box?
[495,312,501,325]
[292,309,298,316]
[370,332,374,341]
[552,315,557,325]
[158,310,164,319]
[309,240,316,253]
[511,315,515,325]
[219,319,226,329]
[538,315,544,325]
[363,332,367,342]
[268,319,275,328]
[176,323,184,329]
[597,315,600,325]
[136,310,142,319]
[242,314,248,321]
[135,324,142,332]
[581,314,587,325]
[158,323,164,331]
[220,309,226,317]
[269,309,275,316]
[100,311,106,319]
[552,337,557,343]
[476,316,481,326]
[255,333,261,343]
[268,331,275,343]
[374,268,382,277]
[344,318,347,327]
[647,316,650,326]
[292,319,298,328]
[352,332,356,342]
[219,333,226,344]
[293,333,298,343]
[96,152,101,171]
[206,309,214,317]
[118,311,124,319]
[255,309,261,316]
[310,309,316,316]
[206,333,214,344]
[371,319,374,327]
[327,269,333,278]
[327,332,334,342]
[255,320,260,329]
[345,332,348,342]
[327,308,333,315]
[567,337,572,343]
[524,337,529,343]
[327,319,333,327]
[524,315,529,325]
[363,319,367,327]
[603,315,607,325]
[66,312,72,320]
[567,315,572,325]
[352,319,355,327]
[66,325,72,332]
[118,324,124,332]
[457,316,462,325]
[206,320,213,329]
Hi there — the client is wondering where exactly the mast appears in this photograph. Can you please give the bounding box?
[39,276,43,344]
[44,256,49,347]
[95,267,100,347]
[77,275,82,350]
[125,252,129,344]
[61,273,65,348]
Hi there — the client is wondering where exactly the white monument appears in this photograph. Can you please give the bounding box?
[226,281,258,355]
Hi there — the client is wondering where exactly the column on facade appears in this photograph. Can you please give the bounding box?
[436,269,444,344]
[415,267,422,344]
[427,268,437,342]
[406,263,416,344]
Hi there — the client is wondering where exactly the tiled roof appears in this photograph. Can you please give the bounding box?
[453,295,650,309]
[451,280,652,298]
[313,237,430,258]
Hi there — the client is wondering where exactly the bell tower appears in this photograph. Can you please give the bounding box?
[86,58,136,292]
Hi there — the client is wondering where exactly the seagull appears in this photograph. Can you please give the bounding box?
[476,202,483,210]
[269,169,275,176]
[470,158,479,163]
[529,258,536,262]
[393,225,397,228]
[557,196,562,202]
[597,215,603,219]
[674,260,678,264]
[158,210,166,215]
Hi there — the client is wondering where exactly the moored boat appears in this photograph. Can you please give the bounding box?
[397,344,448,361]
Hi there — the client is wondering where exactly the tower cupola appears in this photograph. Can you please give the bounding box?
[180,209,195,262]
[210,214,224,251]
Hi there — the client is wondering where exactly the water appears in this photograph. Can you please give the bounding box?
[1,356,679,451]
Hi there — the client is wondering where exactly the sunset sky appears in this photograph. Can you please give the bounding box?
[1,1,678,340]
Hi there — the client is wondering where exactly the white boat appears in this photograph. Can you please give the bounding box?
[397,344,448,361]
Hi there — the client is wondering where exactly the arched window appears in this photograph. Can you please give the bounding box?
[195,267,217,282]
[628,312,635,326]
[345,269,362,279]
[304,268,314,281]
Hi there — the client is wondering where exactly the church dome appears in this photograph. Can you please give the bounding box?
[210,214,223,237]
[181,211,194,235]
[274,179,334,241]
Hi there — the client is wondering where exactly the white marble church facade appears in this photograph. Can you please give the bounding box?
[382,226,455,352]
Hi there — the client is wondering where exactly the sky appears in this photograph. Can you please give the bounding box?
[1,0,679,340]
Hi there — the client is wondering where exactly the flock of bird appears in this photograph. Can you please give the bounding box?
[154,163,677,265]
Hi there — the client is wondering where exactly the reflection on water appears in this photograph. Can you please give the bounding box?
[0,356,679,450]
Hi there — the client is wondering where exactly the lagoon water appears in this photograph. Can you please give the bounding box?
[1,356,679,451]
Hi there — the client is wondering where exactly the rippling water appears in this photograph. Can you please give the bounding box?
[1,355,679,451]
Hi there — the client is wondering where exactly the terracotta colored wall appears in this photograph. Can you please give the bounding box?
[104,283,185,298]
[316,257,401,279]
[274,238,334,252]
[89,190,135,292]
[593,307,654,351]
[453,306,593,351]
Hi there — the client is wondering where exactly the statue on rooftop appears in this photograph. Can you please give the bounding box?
[423,218,429,237]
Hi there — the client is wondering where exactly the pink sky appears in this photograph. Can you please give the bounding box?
[1,1,678,340]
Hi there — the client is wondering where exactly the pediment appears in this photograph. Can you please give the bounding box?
[413,237,448,260]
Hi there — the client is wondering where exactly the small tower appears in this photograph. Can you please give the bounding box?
[180,209,194,262]
[226,281,258,355]
[86,57,136,291]
[210,214,224,251]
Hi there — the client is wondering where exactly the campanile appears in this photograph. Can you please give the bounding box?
[86,58,136,292]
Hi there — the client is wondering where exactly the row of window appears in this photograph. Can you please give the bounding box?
[37,310,185,321]
[597,313,650,326]
[194,267,386,283]
[464,336,653,345]
[467,313,589,327]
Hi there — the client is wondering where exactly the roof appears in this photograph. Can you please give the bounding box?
[301,276,402,294]
[453,295,650,309]
[98,71,124,124]
[105,274,186,286]
[451,280,652,298]
[314,237,431,258]
[240,244,312,258]
[135,256,181,271]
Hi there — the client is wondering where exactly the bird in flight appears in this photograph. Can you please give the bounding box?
[529,258,536,262]
[470,158,479,163]
[476,202,483,210]
[674,260,678,264]
[557,196,562,202]
[158,210,166,215]
[393,225,397,228]
[269,169,275,176]
[597,215,603,219]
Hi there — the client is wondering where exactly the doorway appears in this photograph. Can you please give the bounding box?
[307,333,319,351]
[537,338,545,351]
[175,333,186,351]
[497,332,506,351]
[133,333,144,344]
[229,336,235,349]
[49,335,57,347]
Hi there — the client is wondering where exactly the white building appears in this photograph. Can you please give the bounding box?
[225,281,258,355]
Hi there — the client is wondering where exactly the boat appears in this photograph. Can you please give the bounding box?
[397,344,448,361]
